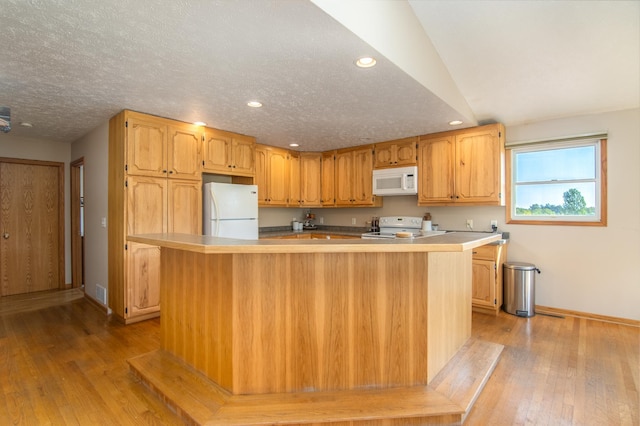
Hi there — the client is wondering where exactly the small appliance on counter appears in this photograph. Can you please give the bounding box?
[303,212,317,230]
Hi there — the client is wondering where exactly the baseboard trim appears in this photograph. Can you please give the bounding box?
[536,305,639,327]
[84,293,109,315]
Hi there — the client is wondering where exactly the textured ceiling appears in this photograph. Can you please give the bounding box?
[0,0,638,151]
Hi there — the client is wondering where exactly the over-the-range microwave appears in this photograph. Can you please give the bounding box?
[372,166,418,196]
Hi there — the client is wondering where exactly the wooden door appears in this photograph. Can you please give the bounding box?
[254,145,269,205]
[288,151,300,206]
[321,151,335,206]
[202,129,232,173]
[231,135,256,176]
[300,153,322,207]
[0,160,64,296]
[334,151,353,205]
[167,180,202,234]
[167,123,202,180]
[266,148,289,206]
[455,126,502,204]
[418,136,455,204]
[394,137,418,166]
[126,175,166,318]
[472,259,496,308]
[126,113,167,177]
[352,147,374,205]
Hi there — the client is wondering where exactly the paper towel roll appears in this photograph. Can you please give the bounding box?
[422,220,432,231]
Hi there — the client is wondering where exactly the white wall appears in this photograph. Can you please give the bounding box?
[261,108,640,321]
[0,134,72,283]
[70,122,109,308]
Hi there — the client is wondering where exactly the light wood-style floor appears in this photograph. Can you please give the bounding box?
[1,291,637,425]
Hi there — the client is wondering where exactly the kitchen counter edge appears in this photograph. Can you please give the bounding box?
[128,232,502,254]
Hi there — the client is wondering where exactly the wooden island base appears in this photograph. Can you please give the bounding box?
[129,338,503,425]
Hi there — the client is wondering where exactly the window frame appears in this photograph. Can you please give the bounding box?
[506,138,607,226]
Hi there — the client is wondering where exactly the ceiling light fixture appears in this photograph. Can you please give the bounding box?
[289,143,299,147]
[19,122,33,128]
[193,121,207,126]
[355,56,377,68]
[247,101,263,108]
[449,120,463,126]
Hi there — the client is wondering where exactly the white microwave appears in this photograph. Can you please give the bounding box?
[372,166,418,196]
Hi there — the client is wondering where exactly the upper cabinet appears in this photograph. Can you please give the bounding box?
[202,128,255,177]
[298,153,323,207]
[321,151,336,207]
[335,145,381,207]
[255,144,289,206]
[373,136,418,169]
[418,123,505,206]
[126,112,202,180]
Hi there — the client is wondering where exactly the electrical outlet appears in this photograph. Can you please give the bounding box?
[466,219,473,229]
[351,218,357,225]
[491,220,498,227]
[319,217,324,224]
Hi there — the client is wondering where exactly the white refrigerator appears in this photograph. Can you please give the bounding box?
[203,182,259,240]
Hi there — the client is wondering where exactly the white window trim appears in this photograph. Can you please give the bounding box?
[507,137,607,226]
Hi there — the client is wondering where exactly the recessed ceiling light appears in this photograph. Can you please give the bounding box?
[247,101,263,108]
[449,120,463,126]
[19,122,33,128]
[289,143,299,147]
[355,56,377,68]
[193,121,207,126]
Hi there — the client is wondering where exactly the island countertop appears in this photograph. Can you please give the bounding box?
[128,231,501,254]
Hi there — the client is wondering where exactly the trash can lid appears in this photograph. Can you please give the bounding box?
[504,261,537,270]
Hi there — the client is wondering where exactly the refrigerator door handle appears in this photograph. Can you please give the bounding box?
[210,186,220,237]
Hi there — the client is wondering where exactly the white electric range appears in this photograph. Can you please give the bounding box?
[361,216,447,239]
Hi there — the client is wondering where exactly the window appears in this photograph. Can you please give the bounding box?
[506,136,607,226]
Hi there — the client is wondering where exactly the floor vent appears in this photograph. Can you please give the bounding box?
[96,285,107,305]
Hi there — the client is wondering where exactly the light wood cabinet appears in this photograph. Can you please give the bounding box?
[202,128,255,177]
[472,242,508,316]
[373,136,418,169]
[321,151,336,206]
[299,153,322,207]
[109,110,202,324]
[126,113,202,180]
[335,145,381,207]
[255,144,289,206]
[288,151,301,206]
[418,123,505,206]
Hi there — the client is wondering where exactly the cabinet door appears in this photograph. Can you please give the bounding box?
[254,146,269,205]
[334,151,353,205]
[321,152,335,206]
[127,243,161,317]
[267,148,289,206]
[126,176,167,235]
[168,123,202,180]
[167,180,202,234]
[126,115,167,177]
[288,151,301,206]
[300,153,322,207]
[394,137,418,166]
[418,136,455,204]
[352,147,374,205]
[202,129,232,173]
[373,144,394,168]
[126,176,166,319]
[472,259,496,308]
[231,135,256,176]
[455,126,503,204]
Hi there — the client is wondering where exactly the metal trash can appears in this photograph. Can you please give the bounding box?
[503,262,540,317]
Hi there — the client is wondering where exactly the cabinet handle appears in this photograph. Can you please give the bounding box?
[162,169,167,173]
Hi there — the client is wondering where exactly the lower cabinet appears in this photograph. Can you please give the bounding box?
[472,243,508,315]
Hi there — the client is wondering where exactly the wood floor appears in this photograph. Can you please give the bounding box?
[0,292,637,425]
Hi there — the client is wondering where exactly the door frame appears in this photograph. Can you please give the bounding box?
[0,157,65,290]
[70,157,84,290]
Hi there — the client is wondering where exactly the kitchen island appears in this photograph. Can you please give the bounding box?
[127,232,503,425]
